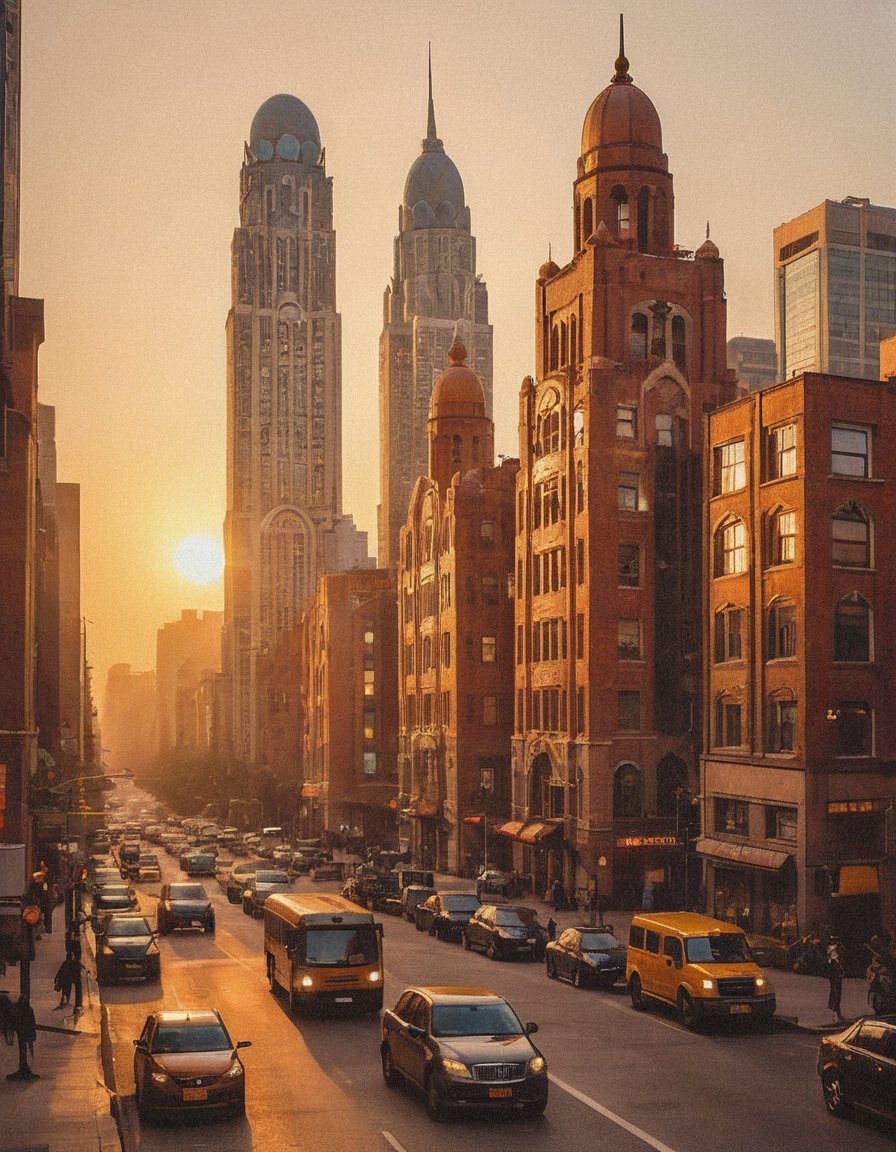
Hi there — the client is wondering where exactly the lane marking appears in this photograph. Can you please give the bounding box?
[381,1132,407,1152]
[550,1073,681,1152]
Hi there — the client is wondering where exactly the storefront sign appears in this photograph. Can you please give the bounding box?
[615,835,679,848]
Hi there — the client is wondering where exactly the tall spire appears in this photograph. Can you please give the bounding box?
[613,12,632,83]
[423,43,443,152]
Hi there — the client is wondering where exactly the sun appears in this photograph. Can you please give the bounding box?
[172,534,224,584]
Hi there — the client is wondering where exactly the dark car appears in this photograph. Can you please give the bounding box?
[90,865,123,895]
[223,862,258,905]
[818,1015,896,1123]
[119,839,141,866]
[129,853,162,882]
[545,925,627,988]
[415,892,481,941]
[90,883,138,932]
[96,913,161,985]
[463,905,547,961]
[476,870,515,900]
[241,869,291,917]
[400,884,437,921]
[381,985,548,1121]
[157,883,215,934]
[180,851,217,877]
[133,1008,251,1122]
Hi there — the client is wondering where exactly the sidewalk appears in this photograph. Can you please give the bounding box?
[429,869,871,1032]
[0,916,120,1152]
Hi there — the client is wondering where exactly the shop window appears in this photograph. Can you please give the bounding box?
[613,762,642,818]
[831,423,870,477]
[834,595,870,662]
[765,806,797,842]
[714,798,749,836]
[832,503,871,567]
[767,600,796,659]
[830,701,872,757]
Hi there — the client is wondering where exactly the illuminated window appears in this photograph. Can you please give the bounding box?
[481,636,497,663]
[617,405,637,439]
[714,440,746,494]
[715,519,746,576]
[769,424,797,478]
[775,510,797,564]
[619,472,639,511]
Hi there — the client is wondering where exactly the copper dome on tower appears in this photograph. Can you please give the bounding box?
[430,342,485,417]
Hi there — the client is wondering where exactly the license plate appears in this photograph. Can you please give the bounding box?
[125,964,141,972]
[730,1003,752,1014]
[183,1087,207,1101]
[489,1087,513,1099]
[335,996,353,1003]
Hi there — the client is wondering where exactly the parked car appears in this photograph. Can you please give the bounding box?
[414,892,481,941]
[157,883,215,934]
[223,862,259,904]
[463,905,547,961]
[90,865,123,895]
[241,869,292,917]
[545,925,627,988]
[180,851,217,877]
[476,869,515,899]
[818,1015,896,1123]
[90,883,138,932]
[133,1008,251,1122]
[401,885,437,921]
[310,859,345,882]
[129,853,162,882]
[381,985,548,1121]
[119,839,141,868]
[95,913,161,985]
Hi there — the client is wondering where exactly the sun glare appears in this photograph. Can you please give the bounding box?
[172,534,224,584]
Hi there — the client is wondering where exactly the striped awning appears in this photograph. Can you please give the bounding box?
[696,837,792,872]
[495,819,563,844]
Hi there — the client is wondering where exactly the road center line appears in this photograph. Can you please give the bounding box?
[550,1073,680,1152]
[381,1131,407,1152]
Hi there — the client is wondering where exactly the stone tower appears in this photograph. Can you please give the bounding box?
[377,57,493,568]
[223,94,369,766]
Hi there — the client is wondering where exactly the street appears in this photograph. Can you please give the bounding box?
[98,853,894,1152]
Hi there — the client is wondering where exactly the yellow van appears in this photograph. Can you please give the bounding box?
[626,912,775,1030]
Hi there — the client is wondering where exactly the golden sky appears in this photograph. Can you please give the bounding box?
[19,0,896,711]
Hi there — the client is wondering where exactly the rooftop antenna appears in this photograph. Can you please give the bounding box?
[427,43,437,141]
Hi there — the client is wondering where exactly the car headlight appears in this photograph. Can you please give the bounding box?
[222,1060,244,1079]
[301,975,314,988]
[368,970,381,983]
[702,979,714,990]
[528,1055,546,1075]
[440,1058,472,1079]
[755,977,766,989]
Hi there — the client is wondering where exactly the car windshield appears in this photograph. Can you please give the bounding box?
[685,934,749,963]
[98,890,131,904]
[153,1024,231,1053]
[170,885,207,900]
[443,895,480,912]
[495,908,535,927]
[431,1002,523,1037]
[106,919,151,938]
[580,932,620,950]
[256,871,289,885]
[300,927,378,966]
[138,855,158,864]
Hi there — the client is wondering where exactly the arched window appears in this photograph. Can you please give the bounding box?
[611,185,629,235]
[834,595,870,662]
[637,186,651,251]
[631,312,648,359]
[832,503,871,568]
[576,461,584,513]
[582,198,594,244]
[559,321,567,366]
[570,315,577,364]
[714,518,747,576]
[550,326,559,370]
[768,690,797,753]
[539,407,561,455]
[613,763,642,818]
[671,315,686,368]
[767,598,797,659]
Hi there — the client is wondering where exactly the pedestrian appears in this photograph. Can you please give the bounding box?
[53,956,82,1009]
[827,936,846,1024]
[10,996,37,1080]
[547,916,556,942]
[65,923,83,963]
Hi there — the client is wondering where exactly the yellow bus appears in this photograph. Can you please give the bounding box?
[263,892,384,1015]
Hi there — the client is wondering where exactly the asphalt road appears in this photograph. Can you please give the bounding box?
[98,847,895,1152]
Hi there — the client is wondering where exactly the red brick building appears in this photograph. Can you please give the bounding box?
[702,372,896,948]
[511,40,736,907]
[398,343,518,874]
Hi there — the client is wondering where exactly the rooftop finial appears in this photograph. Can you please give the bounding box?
[423,43,443,152]
[706,220,710,240]
[613,13,631,83]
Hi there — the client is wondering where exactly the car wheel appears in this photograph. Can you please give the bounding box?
[629,973,644,1010]
[426,1076,445,1122]
[821,1068,848,1117]
[381,1045,401,1088]
[546,957,557,979]
[573,964,585,989]
[677,989,702,1031]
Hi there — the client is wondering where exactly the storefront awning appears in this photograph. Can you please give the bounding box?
[696,837,792,872]
[495,819,563,844]
[834,864,879,896]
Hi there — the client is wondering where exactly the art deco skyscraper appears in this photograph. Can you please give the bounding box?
[377,62,493,568]
[223,94,369,766]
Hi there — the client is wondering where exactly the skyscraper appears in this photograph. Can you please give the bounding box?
[222,94,369,766]
[378,59,492,568]
[774,197,896,381]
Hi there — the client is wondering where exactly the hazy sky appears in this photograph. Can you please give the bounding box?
[20,0,896,713]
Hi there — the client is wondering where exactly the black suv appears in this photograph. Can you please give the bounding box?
[463,905,547,961]
[96,913,161,985]
[818,1015,896,1123]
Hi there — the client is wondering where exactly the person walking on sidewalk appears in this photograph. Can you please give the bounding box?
[827,936,846,1024]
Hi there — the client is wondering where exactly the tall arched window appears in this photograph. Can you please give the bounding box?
[613,763,642,818]
[611,185,629,236]
[550,326,559,370]
[582,198,594,244]
[631,312,648,359]
[637,186,651,251]
[832,503,871,568]
[671,315,686,368]
[834,595,870,662]
[714,518,747,576]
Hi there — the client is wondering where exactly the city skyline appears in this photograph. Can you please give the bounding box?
[20,0,896,705]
